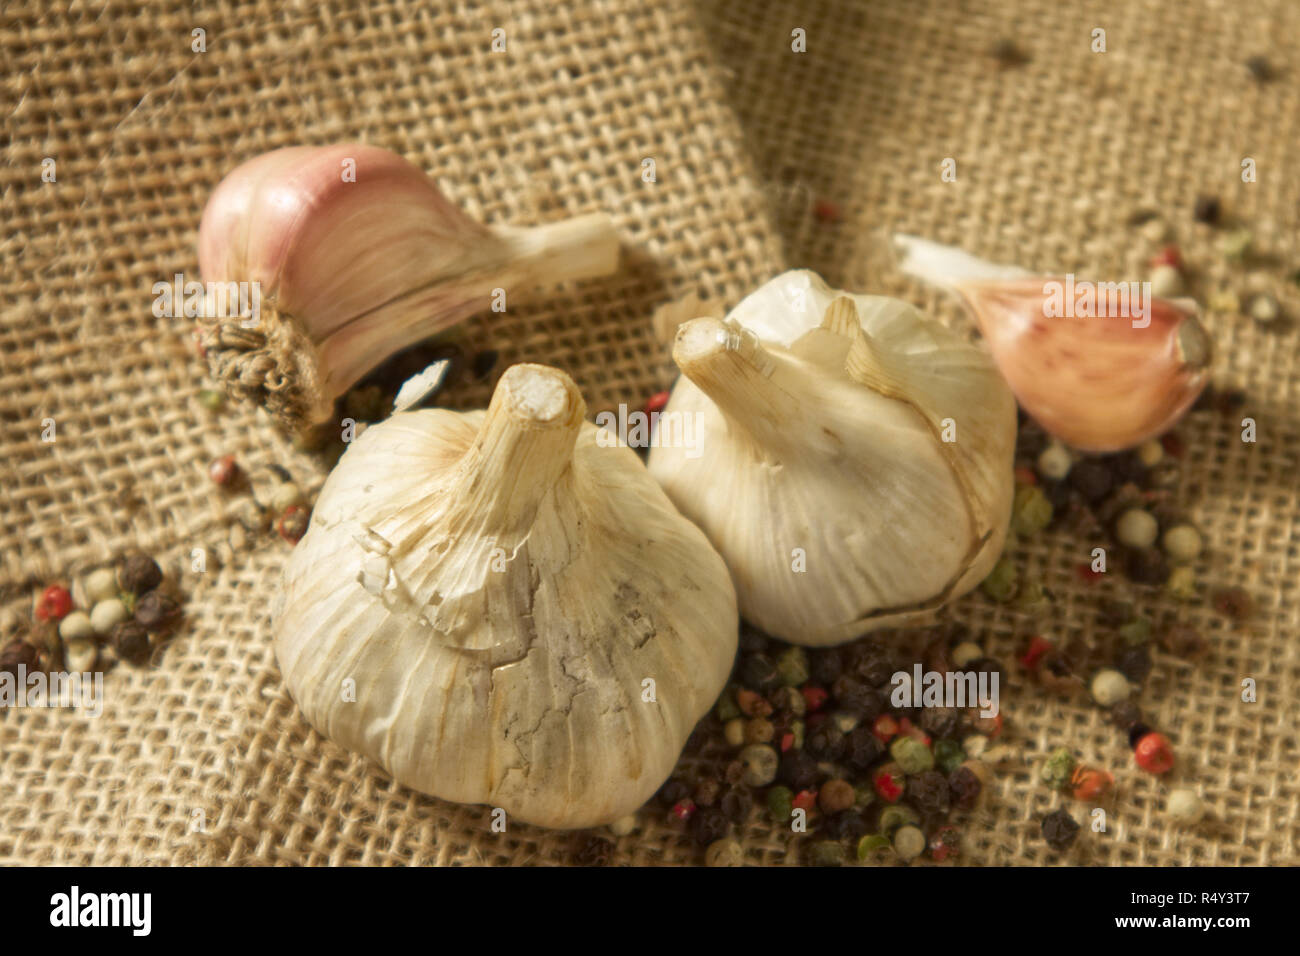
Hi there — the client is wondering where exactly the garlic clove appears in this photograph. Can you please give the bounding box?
[894,234,1213,452]
[648,271,1017,645]
[198,144,621,431]
[274,363,737,828]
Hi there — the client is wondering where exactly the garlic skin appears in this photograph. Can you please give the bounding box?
[273,364,737,829]
[894,235,1212,451]
[647,271,1017,646]
[197,144,620,431]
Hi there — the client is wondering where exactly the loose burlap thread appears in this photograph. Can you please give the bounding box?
[1,0,1296,865]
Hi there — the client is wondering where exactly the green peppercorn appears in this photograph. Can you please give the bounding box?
[197,388,225,411]
[1039,747,1077,790]
[766,785,794,823]
[808,841,847,867]
[790,719,805,751]
[877,804,920,836]
[1011,484,1053,536]
[774,645,810,687]
[853,784,876,811]
[1220,229,1253,262]
[857,833,891,860]
[889,736,934,775]
[744,717,775,744]
[933,738,966,776]
[714,686,742,722]
[1118,617,1152,645]
[980,556,1019,602]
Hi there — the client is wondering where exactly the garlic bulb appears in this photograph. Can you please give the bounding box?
[197,144,620,431]
[894,235,1212,451]
[647,271,1017,646]
[273,363,737,828]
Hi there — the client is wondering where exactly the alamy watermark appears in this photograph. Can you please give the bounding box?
[1043,274,1152,328]
[594,404,702,458]
[891,663,999,718]
[0,665,103,717]
[152,273,262,328]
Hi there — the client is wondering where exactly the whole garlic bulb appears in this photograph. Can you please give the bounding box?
[273,363,737,829]
[197,144,620,432]
[647,271,1017,646]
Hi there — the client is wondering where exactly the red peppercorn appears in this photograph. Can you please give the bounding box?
[871,713,899,743]
[896,717,931,747]
[1020,635,1052,669]
[791,789,818,813]
[644,390,670,416]
[277,505,310,544]
[1013,466,1037,486]
[1070,765,1115,802]
[1160,432,1185,458]
[929,825,961,862]
[1075,564,1105,583]
[873,765,904,803]
[780,733,795,753]
[35,584,73,622]
[670,799,696,822]
[1134,731,1175,774]
[209,454,239,486]
[813,199,841,223]
[801,685,829,712]
[1150,246,1183,270]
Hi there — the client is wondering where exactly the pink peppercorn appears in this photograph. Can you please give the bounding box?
[1020,635,1052,669]
[871,714,899,743]
[277,506,310,544]
[35,584,73,622]
[873,765,904,803]
[1135,732,1175,774]
[209,455,239,486]
[644,390,670,416]
[1150,246,1183,270]
[791,790,818,813]
[801,685,828,712]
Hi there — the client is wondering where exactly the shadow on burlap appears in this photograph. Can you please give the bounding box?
[1,0,1297,865]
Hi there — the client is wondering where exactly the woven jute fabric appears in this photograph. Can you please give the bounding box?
[2,0,1297,866]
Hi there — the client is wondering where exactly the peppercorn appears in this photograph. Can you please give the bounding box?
[918,706,960,740]
[948,765,983,810]
[819,778,856,814]
[1089,668,1131,707]
[1117,644,1152,684]
[109,621,151,666]
[277,505,310,544]
[778,750,819,790]
[573,835,614,866]
[1193,195,1221,225]
[823,809,867,842]
[134,590,180,632]
[1036,441,1072,481]
[1127,722,1153,749]
[810,648,843,685]
[877,803,920,835]
[907,770,950,817]
[857,833,891,860]
[929,825,961,862]
[746,717,776,745]
[889,736,934,775]
[714,686,742,722]
[1118,617,1152,646]
[773,645,809,687]
[1039,747,1077,790]
[765,784,795,823]
[892,824,927,861]
[1134,731,1175,773]
[740,651,780,691]
[1041,809,1080,851]
[1160,626,1209,662]
[844,725,885,771]
[1124,547,1168,585]
[1245,55,1275,82]
[848,643,896,686]
[704,838,745,867]
[800,684,829,712]
[806,721,846,761]
[1011,484,1053,536]
[1116,508,1159,549]
[872,713,899,742]
[991,38,1029,67]
[739,744,779,787]
[690,806,730,845]
[735,688,772,718]
[769,684,805,717]
[738,623,768,653]
[1109,699,1142,730]
[1166,789,1204,825]
[1212,586,1253,623]
[836,681,885,720]
[117,554,163,596]
[693,777,721,808]
[1069,459,1113,502]
[657,777,690,806]
[0,639,40,676]
[873,763,905,803]
[719,786,751,823]
[980,556,1018,602]
[58,610,94,643]
[930,738,964,776]
[670,799,696,822]
[808,841,846,867]
[197,388,225,411]
[34,584,73,622]
[209,455,239,486]
[722,718,745,748]
[1070,765,1114,802]
[1221,229,1253,262]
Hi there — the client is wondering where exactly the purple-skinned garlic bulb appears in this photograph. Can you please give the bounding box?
[894,235,1212,452]
[196,144,620,431]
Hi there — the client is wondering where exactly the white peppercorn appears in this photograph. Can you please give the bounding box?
[1136,439,1164,467]
[84,568,119,603]
[951,641,983,669]
[608,814,637,837]
[738,744,779,787]
[58,610,95,643]
[723,718,746,748]
[1150,264,1184,298]
[1167,788,1204,825]
[962,734,989,758]
[1140,218,1169,243]
[1163,524,1203,563]
[1247,292,1279,324]
[1166,565,1197,600]
[892,824,927,861]
[705,837,745,866]
[1116,508,1159,549]
[271,481,304,512]
[89,598,129,635]
[64,638,97,672]
[1090,668,1131,706]
[1036,441,1072,481]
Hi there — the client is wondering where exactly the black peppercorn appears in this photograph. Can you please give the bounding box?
[836,682,886,721]
[908,770,950,817]
[1104,451,1147,485]
[810,648,843,686]
[1124,547,1169,585]
[1041,808,1080,851]
[738,624,769,653]
[844,725,886,771]
[690,807,730,846]
[948,766,982,810]
[118,553,163,595]
[1069,459,1113,502]
[1116,644,1152,684]
[967,657,1005,685]
[779,750,820,790]
[1128,722,1153,749]
[823,810,868,841]
[919,706,961,740]
[1110,699,1143,730]
[111,621,152,666]
[718,786,751,824]
[0,638,40,676]
[134,589,181,632]
[739,652,780,691]
[694,778,721,808]
[1098,598,1135,628]
[573,835,614,866]
[849,644,896,686]
[657,777,691,806]
[1043,479,1073,511]
[805,721,846,761]
[1193,195,1221,226]
[1245,55,1275,83]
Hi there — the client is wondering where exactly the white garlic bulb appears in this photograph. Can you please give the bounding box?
[273,363,737,829]
[647,271,1016,646]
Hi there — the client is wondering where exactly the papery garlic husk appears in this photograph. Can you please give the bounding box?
[273,363,737,829]
[647,271,1017,646]
[197,144,620,432]
[894,234,1213,452]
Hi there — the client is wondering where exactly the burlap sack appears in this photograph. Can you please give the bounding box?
[2,0,1296,865]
